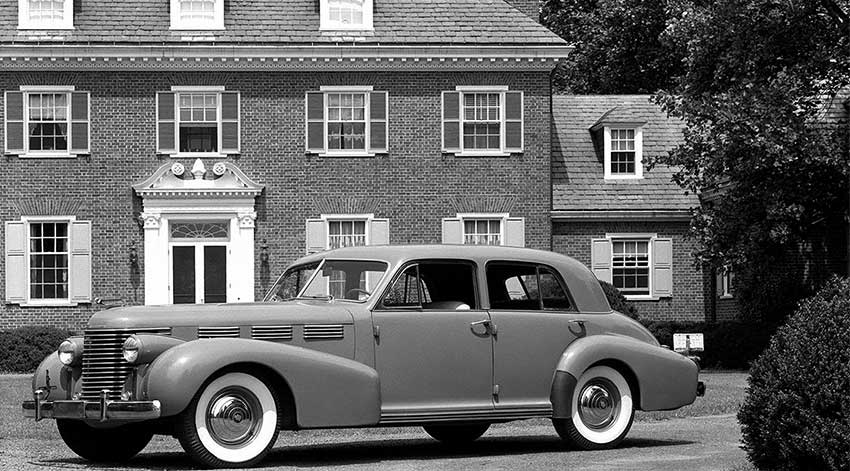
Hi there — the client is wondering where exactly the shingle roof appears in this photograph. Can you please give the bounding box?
[552,95,699,213]
[0,0,566,45]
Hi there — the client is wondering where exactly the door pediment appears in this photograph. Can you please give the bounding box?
[133,159,263,199]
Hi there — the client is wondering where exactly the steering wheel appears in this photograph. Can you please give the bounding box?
[344,288,371,300]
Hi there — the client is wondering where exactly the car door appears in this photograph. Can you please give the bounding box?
[372,260,494,419]
[486,262,589,411]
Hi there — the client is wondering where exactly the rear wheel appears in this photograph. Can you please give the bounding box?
[177,372,280,468]
[553,365,634,450]
[423,423,490,443]
[57,419,153,463]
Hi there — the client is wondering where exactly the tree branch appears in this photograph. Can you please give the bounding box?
[819,0,850,35]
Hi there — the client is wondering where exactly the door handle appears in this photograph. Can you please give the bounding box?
[470,319,497,337]
[569,319,587,337]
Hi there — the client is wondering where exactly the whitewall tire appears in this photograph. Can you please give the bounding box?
[553,365,634,449]
[177,372,280,468]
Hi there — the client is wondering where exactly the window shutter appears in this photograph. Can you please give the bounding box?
[441,218,462,244]
[70,221,92,303]
[4,221,26,304]
[652,238,673,298]
[305,218,327,253]
[369,218,390,245]
[504,91,523,152]
[590,238,613,283]
[305,92,325,153]
[220,91,240,154]
[4,91,25,154]
[368,91,388,153]
[504,217,525,247]
[69,91,90,154]
[442,91,461,152]
[156,92,177,154]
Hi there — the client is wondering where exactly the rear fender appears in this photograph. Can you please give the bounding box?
[141,338,380,428]
[550,335,698,416]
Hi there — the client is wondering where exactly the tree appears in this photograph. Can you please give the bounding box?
[649,0,850,320]
[541,0,684,93]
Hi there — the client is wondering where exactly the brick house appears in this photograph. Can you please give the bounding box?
[0,0,569,328]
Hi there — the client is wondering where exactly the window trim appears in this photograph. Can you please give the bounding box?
[18,0,73,30]
[457,212,509,246]
[319,0,374,31]
[320,213,374,250]
[453,86,513,157]
[169,0,225,30]
[605,232,656,301]
[719,266,734,299]
[169,86,229,157]
[316,86,375,158]
[20,215,77,307]
[16,85,77,158]
[603,125,644,180]
[484,260,576,312]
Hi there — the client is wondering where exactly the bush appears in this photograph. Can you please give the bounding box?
[738,276,850,471]
[599,280,639,320]
[0,326,70,373]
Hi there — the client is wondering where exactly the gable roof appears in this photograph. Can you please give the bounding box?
[552,95,698,214]
[0,0,566,46]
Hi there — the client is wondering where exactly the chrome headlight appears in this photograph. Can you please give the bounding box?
[122,335,141,364]
[58,339,81,366]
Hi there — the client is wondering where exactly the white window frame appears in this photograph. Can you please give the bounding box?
[457,212,509,246]
[720,266,734,299]
[320,213,374,250]
[454,86,512,157]
[606,232,656,300]
[318,86,374,157]
[171,86,227,157]
[170,0,224,30]
[603,125,644,180]
[17,85,77,158]
[320,0,374,30]
[20,215,77,307]
[18,0,73,30]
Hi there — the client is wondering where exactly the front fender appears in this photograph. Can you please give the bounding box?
[31,352,79,401]
[551,335,698,415]
[141,338,380,428]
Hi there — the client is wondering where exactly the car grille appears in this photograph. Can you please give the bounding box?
[80,327,171,400]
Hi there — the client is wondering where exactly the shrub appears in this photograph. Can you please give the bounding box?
[641,320,774,370]
[0,326,71,373]
[738,276,850,471]
[599,280,639,320]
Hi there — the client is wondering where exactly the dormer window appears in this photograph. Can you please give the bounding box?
[602,126,643,179]
[170,0,224,30]
[321,0,373,30]
[18,0,73,29]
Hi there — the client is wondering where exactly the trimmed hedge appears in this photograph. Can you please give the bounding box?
[738,277,850,471]
[599,280,640,320]
[640,321,775,370]
[0,326,70,373]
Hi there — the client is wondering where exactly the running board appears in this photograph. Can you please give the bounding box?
[379,407,552,424]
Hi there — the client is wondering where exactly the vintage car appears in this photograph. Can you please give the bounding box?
[23,245,704,468]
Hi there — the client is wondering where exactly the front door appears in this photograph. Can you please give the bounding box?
[373,261,494,419]
[171,244,227,304]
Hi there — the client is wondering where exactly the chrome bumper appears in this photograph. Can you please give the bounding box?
[22,389,160,422]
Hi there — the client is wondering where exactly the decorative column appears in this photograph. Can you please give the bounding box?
[232,211,257,302]
[140,212,169,305]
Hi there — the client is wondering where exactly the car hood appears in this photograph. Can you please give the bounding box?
[87,300,355,330]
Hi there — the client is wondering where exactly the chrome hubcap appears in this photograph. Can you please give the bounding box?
[206,387,261,447]
[578,378,620,430]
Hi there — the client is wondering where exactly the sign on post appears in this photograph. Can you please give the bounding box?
[673,333,704,353]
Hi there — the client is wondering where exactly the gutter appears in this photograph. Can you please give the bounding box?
[549,210,693,222]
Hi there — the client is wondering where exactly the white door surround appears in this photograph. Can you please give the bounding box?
[133,160,263,305]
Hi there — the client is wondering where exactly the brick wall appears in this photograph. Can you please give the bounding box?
[552,220,711,322]
[0,70,552,329]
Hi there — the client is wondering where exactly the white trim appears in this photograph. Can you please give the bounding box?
[603,126,644,180]
[19,85,75,91]
[169,0,225,31]
[319,0,374,31]
[606,233,656,300]
[719,266,734,299]
[18,0,73,30]
[455,85,510,92]
[171,85,226,92]
[17,89,77,158]
[170,89,235,156]
[456,212,509,246]
[317,90,373,156]
[20,215,78,307]
[320,85,374,92]
[319,213,374,250]
[448,88,520,156]
[455,151,511,158]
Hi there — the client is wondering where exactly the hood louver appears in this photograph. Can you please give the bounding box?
[303,324,345,341]
[251,325,294,341]
[198,326,240,339]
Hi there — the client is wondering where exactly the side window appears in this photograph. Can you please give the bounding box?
[418,262,476,309]
[382,265,421,308]
[487,263,572,311]
[539,267,571,310]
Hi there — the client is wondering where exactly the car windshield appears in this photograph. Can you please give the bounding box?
[267,259,389,303]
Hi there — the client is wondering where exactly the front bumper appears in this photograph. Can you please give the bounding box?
[22,389,161,422]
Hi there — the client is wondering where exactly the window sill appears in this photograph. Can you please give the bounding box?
[167,152,232,159]
[452,151,513,158]
[319,25,375,32]
[719,294,734,300]
[604,175,644,181]
[623,295,660,301]
[169,25,225,31]
[318,152,376,158]
[17,25,75,31]
[16,152,79,159]
[18,301,79,307]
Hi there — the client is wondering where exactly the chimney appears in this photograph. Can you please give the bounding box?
[504,0,541,22]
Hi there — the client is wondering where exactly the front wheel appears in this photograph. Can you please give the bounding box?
[176,371,280,468]
[553,365,634,450]
[57,419,153,462]
[423,423,490,443]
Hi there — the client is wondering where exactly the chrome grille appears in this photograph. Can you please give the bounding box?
[198,326,240,339]
[80,327,170,400]
[252,325,293,341]
[303,324,345,341]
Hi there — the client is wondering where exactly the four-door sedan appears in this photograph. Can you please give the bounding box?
[23,245,703,468]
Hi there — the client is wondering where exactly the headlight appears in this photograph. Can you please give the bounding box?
[123,335,141,364]
[58,339,81,366]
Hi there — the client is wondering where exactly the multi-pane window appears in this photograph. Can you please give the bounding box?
[170,0,222,29]
[612,240,650,295]
[462,93,501,150]
[463,219,502,245]
[326,93,366,151]
[18,0,71,28]
[29,222,69,300]
[328,0,364,25]
[179,0,215,22]
[327,220,367,249]
[28,0,64,22]
[27,93,68,152]
[609,129,636,175]
[178,93,218,153]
